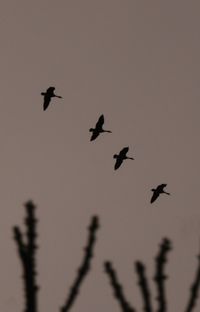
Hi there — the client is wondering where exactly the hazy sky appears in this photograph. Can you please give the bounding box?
[0,1,200,311]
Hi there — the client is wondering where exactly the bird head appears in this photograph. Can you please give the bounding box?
[113,154,118,159]
[151,188,155,192]
[89,128,94,132]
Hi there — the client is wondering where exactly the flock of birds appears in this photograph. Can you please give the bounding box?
[41,86,170,204]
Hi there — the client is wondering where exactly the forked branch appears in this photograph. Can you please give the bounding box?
[13,200,38,312]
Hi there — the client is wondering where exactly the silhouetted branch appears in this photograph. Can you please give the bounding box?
[60,215,99,312]
[135,261,153,312]
[13,200,38,312]
[13,226,27,265]
[185,252,200,312]
[104,261,136,312]
[105,238,200,312]
[153,238,172,312]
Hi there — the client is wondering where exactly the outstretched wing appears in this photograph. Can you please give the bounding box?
[47,86,55,93]
[46,86,55,97]
[90,130,100,141]
[43,95,51,111]
[95,114,104,130]
[114,157,123,170]
[150,191,160,203]
[157,184,167,192]
[119,147,129,158]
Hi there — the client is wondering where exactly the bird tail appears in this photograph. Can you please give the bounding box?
[164,192,170,195]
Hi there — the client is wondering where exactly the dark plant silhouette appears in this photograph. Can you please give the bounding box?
[135,261,153,312]
[185,248,200,312]
[104,237,200,312]
[113,147,134,170]
[13,200,38,312]
[13,200,99,312]
[153,238,171,312]
[60,215,99,312]
[104,261,136,312]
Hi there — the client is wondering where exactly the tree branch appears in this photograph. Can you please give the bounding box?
[13,200,38,312]
[60,215,99,312]
[135,261,153,312]
[104,261,136,312]
[185,250,200,312]
[153,238,172,312]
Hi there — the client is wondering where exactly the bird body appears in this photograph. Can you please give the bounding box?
[89,114,111,141]
[41,86,62,111]
[113,147,134,170]
[150,184,170,203]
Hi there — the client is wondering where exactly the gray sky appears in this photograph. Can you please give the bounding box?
[0,1,200,311]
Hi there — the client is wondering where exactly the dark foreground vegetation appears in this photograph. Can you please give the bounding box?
[13,200,99,312]
[13,200,200,312]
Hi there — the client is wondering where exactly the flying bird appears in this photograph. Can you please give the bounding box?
[89,114,112,141]
[113,147,134,170]
[150,184,170,203]
[41,87,62,111]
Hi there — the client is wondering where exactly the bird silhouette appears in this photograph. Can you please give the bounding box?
[113,147,134,170]
[89,114,112,141]
[41,87,62,111]
[150,184,170,203]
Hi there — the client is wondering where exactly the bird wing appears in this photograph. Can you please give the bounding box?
[90,130,99,141]
[43,95,51,111]
[114,157,123,170]
[46,86,55,96]
[157,184,167,192]
[119,147,129,158]
[95,114,104,129]
[47,86,55,93]
[150,191,160,203]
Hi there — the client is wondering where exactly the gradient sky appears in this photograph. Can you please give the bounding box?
[0,1,200,311]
